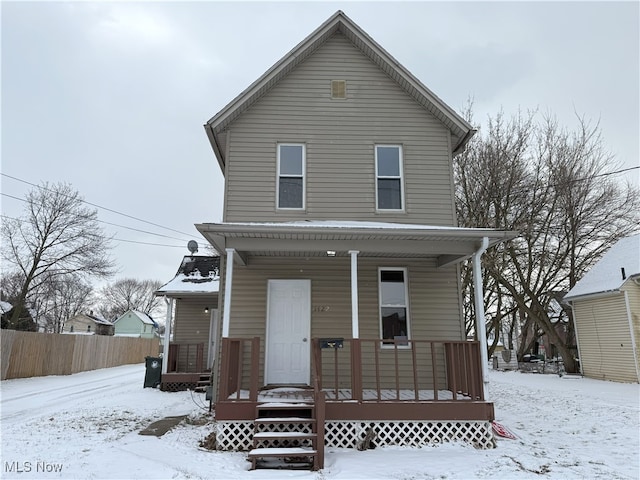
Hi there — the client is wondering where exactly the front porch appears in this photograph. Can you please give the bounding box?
[160,342,210,392]
[214,336,495,453]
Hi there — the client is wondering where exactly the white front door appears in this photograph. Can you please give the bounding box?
[266,279,311,385]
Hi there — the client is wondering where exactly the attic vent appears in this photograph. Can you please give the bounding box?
[331,80,347,99]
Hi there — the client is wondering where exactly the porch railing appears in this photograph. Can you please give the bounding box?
[217,336,484,403]
[313,338,484,402]
[166,342,204,373]
[217,337,260,402]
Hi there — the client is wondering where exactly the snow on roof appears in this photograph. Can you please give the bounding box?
[156,256,220,295]
[115,310,157,327]
[217,220,503,232]
[0,301,12,314]
[565,234,640,300]
[86,313,112,326]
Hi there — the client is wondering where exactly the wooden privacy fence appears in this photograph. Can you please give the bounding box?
[1,330,160,380]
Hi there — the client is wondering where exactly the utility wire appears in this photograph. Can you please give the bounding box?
[1,173,197,237]
[2,214,186,249]
[1,193,192,243]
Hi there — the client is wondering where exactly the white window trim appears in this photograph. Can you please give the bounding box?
[276,143,306,211]
[378,267,411,349]
[375,144,405,212]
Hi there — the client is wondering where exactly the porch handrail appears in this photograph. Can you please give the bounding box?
[217,337,260,403]
[311,340,325,470]
[312,338,485,402]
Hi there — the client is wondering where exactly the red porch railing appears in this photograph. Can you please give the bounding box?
[166,342,204,373]
[217,337,260,402]
[217,337,484,403]
[313,338,484,402]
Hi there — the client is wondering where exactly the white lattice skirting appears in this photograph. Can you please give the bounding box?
[215,420,495,451]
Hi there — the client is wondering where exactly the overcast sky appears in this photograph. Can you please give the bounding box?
[2,1,638,288]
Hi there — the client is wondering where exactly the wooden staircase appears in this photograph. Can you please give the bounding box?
[194,372,211,393]
[248,401,323,470]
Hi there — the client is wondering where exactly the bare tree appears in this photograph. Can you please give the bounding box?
[1,183,115,328]
[94,278,163,321]
[38,274,93,333]
[455,110,639,372]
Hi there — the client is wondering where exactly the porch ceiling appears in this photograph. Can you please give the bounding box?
[195,221,517,267]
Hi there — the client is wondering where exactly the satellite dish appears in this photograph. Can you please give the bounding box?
[187,240,199,254]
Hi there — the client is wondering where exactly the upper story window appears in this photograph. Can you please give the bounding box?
[379,268,410,346]
[375,145,404,211]
[277,144,305,210]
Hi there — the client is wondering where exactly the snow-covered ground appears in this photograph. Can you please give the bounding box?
[1,364,638,479]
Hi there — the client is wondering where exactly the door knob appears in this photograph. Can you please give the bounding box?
[303,338,308,342]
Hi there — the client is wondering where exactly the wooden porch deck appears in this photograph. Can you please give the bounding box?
[215,337,493,422]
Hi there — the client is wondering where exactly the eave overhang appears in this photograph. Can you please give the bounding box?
[195,221,518,267]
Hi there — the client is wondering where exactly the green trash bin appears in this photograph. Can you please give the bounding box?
[144,356,162,388]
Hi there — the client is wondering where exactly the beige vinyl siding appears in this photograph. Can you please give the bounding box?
[173,298,214,367]
[622,281,640,381]
[220,256,463,389]
[223,33,455,226]
[573,293,638,383]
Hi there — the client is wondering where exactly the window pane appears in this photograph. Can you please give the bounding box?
[381,307,407,341]
[381,280,405,306]
[378,179,401,209]
[279,177,303,208]
[377,147,400,176]
[381,270,404,283]
[280,145,303,175]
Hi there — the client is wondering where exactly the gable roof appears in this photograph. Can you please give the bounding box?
[114,310,158,328]
[204,10,475,173]
[85,313,113,326]
[565,234,640,301]
[155,256,220,297]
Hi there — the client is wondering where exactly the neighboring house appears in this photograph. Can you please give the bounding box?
[1,301,38,332]
[196,11,516,468]
[63,312,114,336]
[565,234,640,383]
[155,255,220,391]
[113,310,157,339]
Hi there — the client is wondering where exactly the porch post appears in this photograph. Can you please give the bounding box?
[349,250,360,339]
[222,248,235,338]
[472,237,490,399]
[161,297,173,374]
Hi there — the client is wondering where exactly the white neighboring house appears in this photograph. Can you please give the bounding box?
[113,310,158,339]
[565,234,640,383]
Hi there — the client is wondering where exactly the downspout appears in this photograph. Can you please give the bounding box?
[472,236,490,400]
[162,297,173,375]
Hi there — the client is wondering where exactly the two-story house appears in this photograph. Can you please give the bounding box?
[196,11,515,470]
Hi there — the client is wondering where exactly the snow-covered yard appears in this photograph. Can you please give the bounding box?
[1,364,638,479]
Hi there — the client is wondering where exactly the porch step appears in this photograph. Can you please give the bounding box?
[250,401,321,471]
[193,374,211,393]
[247,447,317,470]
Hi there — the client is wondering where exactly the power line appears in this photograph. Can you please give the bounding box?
[1,192,192,243]
[1,173,197,237]
[1,215,187,250]
[113,237,186,248]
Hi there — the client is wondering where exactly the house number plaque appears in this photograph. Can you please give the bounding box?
[313,305,330,312]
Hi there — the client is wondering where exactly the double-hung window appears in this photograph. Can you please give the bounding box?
[277,144,305,210]
[375,145,404,211]
[379,268,410,346]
